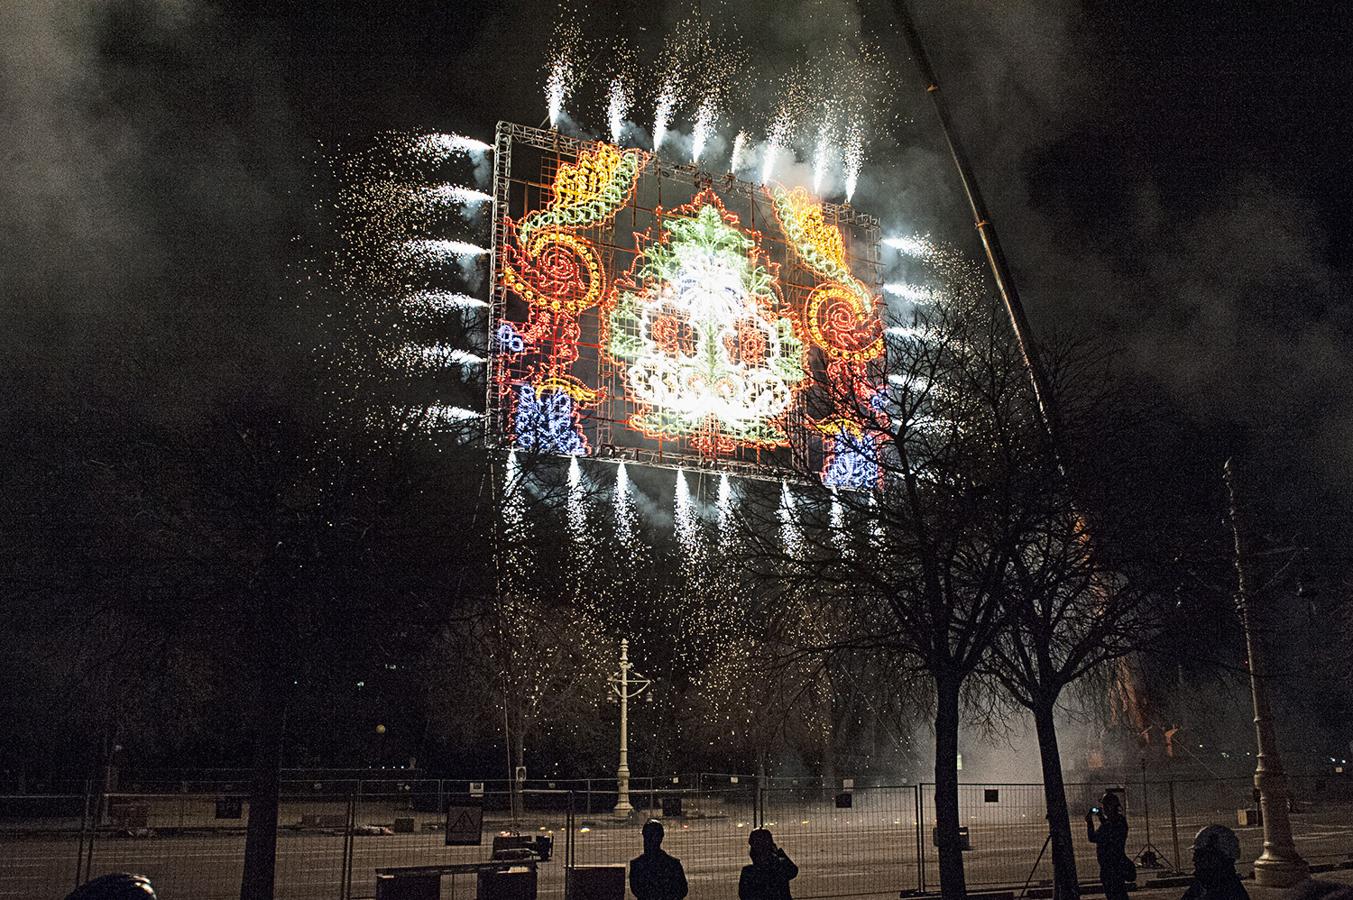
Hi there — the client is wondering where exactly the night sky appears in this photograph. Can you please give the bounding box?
[3,0,1349,557]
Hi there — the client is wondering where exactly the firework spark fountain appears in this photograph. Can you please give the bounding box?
[405,289,488,314]
[404,239,489,261]
[426,185,493,206]
[812,127,832,195]
[398,343,486,370]
[544,19,581,129]
[883,235,932,257]
[760,115,791,184]
[829,488,850,554]
[778,480,802,557]
[652,80,678,153]
[716,472,733,539]
[607,75,630,144]
[729,131,748,174]
[691,96,717,165]
[674,469,699,557]
[842,119,864,202]
[885,324,929,340]
[418,133,493,158]
[567,455,588,547]
[503,449,526,535]
[884,282,937,304]
[426,405,484,428]
[614,461,637,549]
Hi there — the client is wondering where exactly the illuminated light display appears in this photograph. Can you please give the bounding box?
[818,417,882,491]
[488,123,885,484]
[608,190,806,455]
[771,185,886,486]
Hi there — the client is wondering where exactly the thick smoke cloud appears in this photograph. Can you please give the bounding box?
[1,0,302,419]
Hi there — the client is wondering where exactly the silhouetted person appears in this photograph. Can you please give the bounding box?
[739,827,798,900]
[1087,792,1131,900]
[1181,825,1249,900]
[630,819,688,900]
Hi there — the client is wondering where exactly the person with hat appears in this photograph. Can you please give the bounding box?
[1181,825,1249,900]
[739,827,798,900]
[630,819,688,900]
[1087,791,1132,900]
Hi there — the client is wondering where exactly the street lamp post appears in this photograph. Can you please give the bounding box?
[1225,459,1308,887]
[610,639,652,819]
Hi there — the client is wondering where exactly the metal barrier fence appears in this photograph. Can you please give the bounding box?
[3,777,1351,900]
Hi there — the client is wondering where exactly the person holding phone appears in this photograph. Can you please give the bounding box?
[739,828,798,900]
[1087,792,1131,900]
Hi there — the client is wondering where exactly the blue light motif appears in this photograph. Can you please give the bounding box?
[822,427,879,491]
[514,383,587,456]
[497,322,525,353]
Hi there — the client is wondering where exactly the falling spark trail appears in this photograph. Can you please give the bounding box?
[674,468,700,558]
[883,235,931,257]
[868,491,885,545]
[426,185,493,205]
[614,461,637,548]
[830,489,850,555]
[885,325,928,340]
[567,456,587,548]
[607,76,628,144]
[503,449,526,535]
[729,131,748,174]
[716,472,733,537]
[405,239,489,260]
[779,481,803,558]
[406,290,488,312]
[653,82,677,152]
[692,98,716,164]
[421,133,492,156]
[883,283,935,304]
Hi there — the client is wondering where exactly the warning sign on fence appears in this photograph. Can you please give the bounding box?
[445,799,484,846]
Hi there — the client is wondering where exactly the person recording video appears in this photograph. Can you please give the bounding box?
[1086,792,1132,900]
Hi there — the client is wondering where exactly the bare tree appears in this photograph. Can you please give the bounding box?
[738,284,1047,900]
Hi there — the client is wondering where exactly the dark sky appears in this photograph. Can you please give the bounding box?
[3,0,1350,551]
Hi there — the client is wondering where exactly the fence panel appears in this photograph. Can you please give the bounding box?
[6,775,1353,900]
[0,793,88,900]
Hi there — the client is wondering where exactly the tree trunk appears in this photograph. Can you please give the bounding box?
[933,674,968,900]
[240,696,286,900]
[1033,699,1080,900]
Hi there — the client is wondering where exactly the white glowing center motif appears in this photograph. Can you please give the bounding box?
[608,192,806,454]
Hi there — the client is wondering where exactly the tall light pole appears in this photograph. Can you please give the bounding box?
[1225,459,1308,887]
[610,639,652,818]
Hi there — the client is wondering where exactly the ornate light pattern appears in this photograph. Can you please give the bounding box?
[607,190,806,455]
[490,125,885,485]
[771,185,886,487]
[499,143,649,450]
